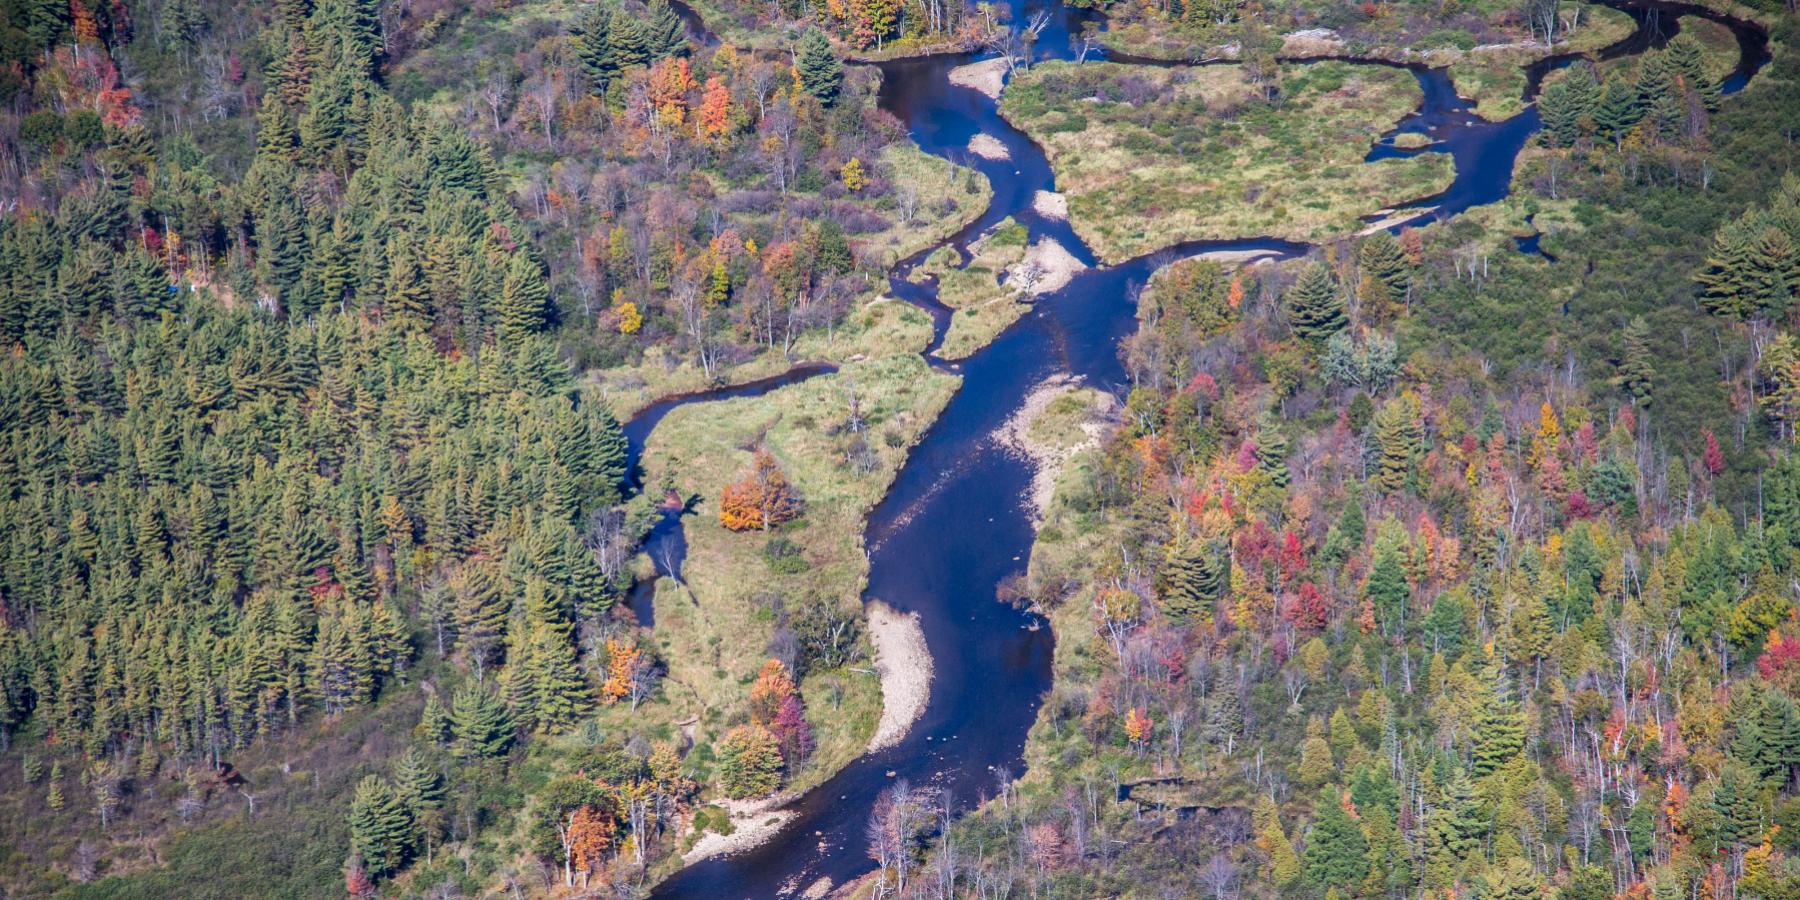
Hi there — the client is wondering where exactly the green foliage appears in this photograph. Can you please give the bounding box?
[348,774,416,877]
[797,30,842,106]
[1285,262,1346,343]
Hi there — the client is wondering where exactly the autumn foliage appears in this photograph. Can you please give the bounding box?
[719,449,803,531]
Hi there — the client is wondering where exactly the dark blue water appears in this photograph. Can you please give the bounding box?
[644,0,1767,894]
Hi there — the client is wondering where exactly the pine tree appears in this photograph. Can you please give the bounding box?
[1712,762,1763,854]
[797,31,843,107]
[1285,262,1346,343]
[1615,315,1655,406]
[1159,534,1223,621]
[1371,392,1423,493]
[450,681,513,758]
[419,692,451,745]
[1295,717,1335,786]
[393,748,444,811]
[1365,546,1410,636]
[451,560,507,673]
[1595,73,1642,146]
[572,4,619,95]
[1424,768,1481,888]
[1666,35,1721,111]
[348,775,415,877]
[1471,654,1525,775]
[1256,412,1291,488]
[644,0,687,60]
[497,252,551,346]
[1358,231,1411,317]
[525,624,588,732]
[1302,786,1369,891]
[384,232,431,329]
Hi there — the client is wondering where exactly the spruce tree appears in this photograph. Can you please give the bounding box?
[1285,262,1346,343]
[348,775,415,877]
[798,30,843,107]
[1358,230,1410,315]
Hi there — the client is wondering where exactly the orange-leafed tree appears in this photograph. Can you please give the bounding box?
[601,638,653,708]
[568,804,616,888]
[719,449,803,531]
[748,659,796,725]
[698,76,732,140]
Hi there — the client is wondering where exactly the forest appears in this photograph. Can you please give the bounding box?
[0,0,1799,894]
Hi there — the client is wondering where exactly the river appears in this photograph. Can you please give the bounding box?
[642,1,1769,895]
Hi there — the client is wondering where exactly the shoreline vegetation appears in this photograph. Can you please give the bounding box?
[1000,59,1456,259]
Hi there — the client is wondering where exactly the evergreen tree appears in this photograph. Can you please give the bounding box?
[1302,786,1369,891]
[1615,315,1655,406]
[644,0,688,59]
[450,681,513,758]
[1425,768,1481,888]
[1472,654,1526,775]
[393,748,444,811]
[716,724,784,798]
[1358,231,1411,316]
[797,31,843,106]
[1159,534,1224,621]
[384,232,431,329]
[348,775,416,877]
[1285,262,1346,343]
[1366,545,1410,636]
[1595,73,1642,145]
[524,624,588,732]
[1371,392,1423,493]
[497,252,551,346]
[1666,35,1721,111]
[1256,413,1291,488]
[572,4,620,95]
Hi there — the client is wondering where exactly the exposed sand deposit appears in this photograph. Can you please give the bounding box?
[996,375,1120,524]
[682,795,800,863]
[866,600,934,752]
[1189,248,1284,265]
[1011,237,1086,296]
[1358,205,1438,235]
[968,133,1010,160]
[948,56,1012,99]
[1031,190,1069,220]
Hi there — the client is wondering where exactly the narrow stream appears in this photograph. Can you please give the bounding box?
[643,1,1769,894]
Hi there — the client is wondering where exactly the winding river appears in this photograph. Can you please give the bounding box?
[642,1,1770,895]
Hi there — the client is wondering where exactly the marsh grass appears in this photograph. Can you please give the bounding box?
[1003,61,1456,260]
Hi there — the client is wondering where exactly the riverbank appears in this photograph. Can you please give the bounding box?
[865,600,935,751]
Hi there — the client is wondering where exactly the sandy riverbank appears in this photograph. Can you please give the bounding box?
[865,599,934,752]
[682,794,800,863]
[996,375,1120,525]
[1032,190,1069,220]
[968,133,1009,160]
[948,56,1012,99]
[1012,237,1087,296]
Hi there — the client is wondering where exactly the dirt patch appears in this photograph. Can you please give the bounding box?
[1357,205,1437,235]
[682,794,800,863]
[949,56,1013,99]
[968,133,1010,160]
[1031,190,1069,220]
[866,600,934,752]
[1188,248,1283,265]
[1009,236,1086,296]
[996,375,1120,525]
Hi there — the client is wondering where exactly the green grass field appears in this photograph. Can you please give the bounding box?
[1002,61,1456,260]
